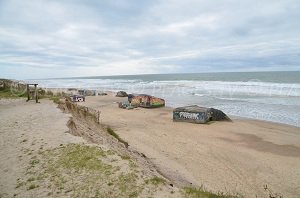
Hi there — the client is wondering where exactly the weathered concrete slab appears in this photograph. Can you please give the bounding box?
[173,105,230,124]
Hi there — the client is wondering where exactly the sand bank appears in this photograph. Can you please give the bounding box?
[0,98,179,197]
[80,93,300,197]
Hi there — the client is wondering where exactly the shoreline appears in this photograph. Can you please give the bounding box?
[49,88,300,129]
[78,93,300,197]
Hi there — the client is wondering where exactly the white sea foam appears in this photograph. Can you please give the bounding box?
[32,78,300,127]
[33,79,300,97]
[145,80,300,97]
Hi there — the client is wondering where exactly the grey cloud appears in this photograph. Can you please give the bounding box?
[0,0,299,79]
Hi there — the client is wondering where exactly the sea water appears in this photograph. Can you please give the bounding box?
[32,71,300,127]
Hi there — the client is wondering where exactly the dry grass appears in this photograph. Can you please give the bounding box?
[16,144,170,197]
[50,96,62,104]
[183,187,242,198]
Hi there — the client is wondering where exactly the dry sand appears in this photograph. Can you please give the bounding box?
[0,99,84,197]
[0,98,179,197]
[81,93,300,197]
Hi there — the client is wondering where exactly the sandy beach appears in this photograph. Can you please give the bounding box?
[80,93,300,197]
[0,92,300,197]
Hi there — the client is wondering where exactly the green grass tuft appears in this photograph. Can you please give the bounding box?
[121,155,131,160]
[117,172,140,196]
[50,96,61,104]
[27,177,35,182]
[30,159,40,165]
[27,184,39,190]
[57,144,109,171]
[0,87,27,98]
[23,144,145,197]
[107,127,129,148]
[145,176,166,186]
[183,187,240,198]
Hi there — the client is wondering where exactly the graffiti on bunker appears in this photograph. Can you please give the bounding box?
[174,111,207,121]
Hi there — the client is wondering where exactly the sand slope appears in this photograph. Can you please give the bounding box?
[82,94,300,197]
[0,99,181,198]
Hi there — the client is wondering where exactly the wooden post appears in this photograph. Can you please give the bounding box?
[26,84,30,102]
[97,111,100,123]
[34,84,38,103]
[26,84,39,103]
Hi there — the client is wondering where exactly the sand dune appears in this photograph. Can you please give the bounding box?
[0,99,179,197]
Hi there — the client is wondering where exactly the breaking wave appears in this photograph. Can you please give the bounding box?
[31,78,300,127]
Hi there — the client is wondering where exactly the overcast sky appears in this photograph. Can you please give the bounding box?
[1,0,300,79]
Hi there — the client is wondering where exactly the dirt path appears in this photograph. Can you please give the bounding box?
[0,99,84,197]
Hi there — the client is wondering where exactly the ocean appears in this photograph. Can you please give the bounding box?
[32,71,300,127]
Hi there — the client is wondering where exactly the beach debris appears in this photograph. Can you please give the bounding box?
[173,105,230,124]
[78,89,96,96]
[69,95,85,102]
[118,101,136,109]
[116,91,128,97]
